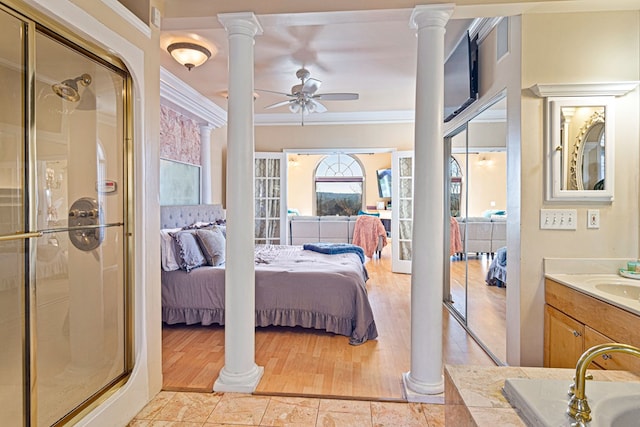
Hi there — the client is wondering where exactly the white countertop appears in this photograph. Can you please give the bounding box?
[545,273,640,316]
[445,365,640,427]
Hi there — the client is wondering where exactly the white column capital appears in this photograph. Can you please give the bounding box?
[410,4,454,30]
[218,12,263,37]
[200,124,213,135]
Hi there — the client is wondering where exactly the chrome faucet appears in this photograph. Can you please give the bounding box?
[568,342,640,424]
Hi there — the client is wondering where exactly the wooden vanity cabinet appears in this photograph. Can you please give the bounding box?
[544,305,584,368]
[544,278,640,371]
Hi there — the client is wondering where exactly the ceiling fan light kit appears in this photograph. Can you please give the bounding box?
[167,42,212,71]
[260,67,359,125]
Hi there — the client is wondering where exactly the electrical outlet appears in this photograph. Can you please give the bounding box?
[587,209,600,229]
[540,209,577,230]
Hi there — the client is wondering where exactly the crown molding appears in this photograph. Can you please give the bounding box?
[469,16,502,43]
[530,82,639,98]
[160,67,227,128]
[254,110,415,126]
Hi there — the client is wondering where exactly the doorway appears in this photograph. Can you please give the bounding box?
[0,5,132,425]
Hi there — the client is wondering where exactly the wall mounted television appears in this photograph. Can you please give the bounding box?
[443,31,479,123]
[376,168,392,198]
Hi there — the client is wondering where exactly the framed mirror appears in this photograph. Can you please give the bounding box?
[546,96,615,202]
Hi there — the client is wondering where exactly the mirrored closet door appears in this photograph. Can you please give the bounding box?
[444,96,507,364]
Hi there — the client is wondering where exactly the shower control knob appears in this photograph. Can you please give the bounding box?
[68,197,104,251]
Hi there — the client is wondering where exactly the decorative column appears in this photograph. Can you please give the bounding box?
[214,12,263,393]
[403,4,454,399]
[200,125,212,204]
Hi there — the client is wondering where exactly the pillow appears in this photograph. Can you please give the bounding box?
[195,227,226,266]
[182,221,214,230]
[160,228,181,271]
[357,210,380,217]
[172,230,206,272]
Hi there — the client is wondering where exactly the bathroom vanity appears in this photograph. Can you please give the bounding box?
[444,364,640,426]
[544,275,640,371]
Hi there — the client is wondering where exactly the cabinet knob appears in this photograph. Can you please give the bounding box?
[602,353,612,360]
[572,330,582,337]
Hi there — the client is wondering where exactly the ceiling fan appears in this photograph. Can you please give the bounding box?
[260,68,359,125]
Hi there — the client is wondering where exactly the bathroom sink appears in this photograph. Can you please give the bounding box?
[595,284,640,300]
[503,378,640,426]
[593,395,640,426]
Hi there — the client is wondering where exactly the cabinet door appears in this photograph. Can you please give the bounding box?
[584,326,640,372]
[544,304,584,368]
[255,153,286,245]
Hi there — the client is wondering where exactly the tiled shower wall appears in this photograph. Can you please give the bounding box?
[160,105,201,165]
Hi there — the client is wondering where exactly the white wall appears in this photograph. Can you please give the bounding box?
[256,122,414,152]
[453,152,507,217]
[519,10,640,366]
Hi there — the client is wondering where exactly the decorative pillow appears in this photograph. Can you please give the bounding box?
[160,228,181,271]
[195,227,226,266]
[172,230,206,272]
[182,221,215,230]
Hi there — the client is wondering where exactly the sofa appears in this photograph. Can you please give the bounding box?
[289,215,351,245]
[288,215,385,257]
[455,216,506,256]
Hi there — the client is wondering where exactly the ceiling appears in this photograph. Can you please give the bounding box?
[159,0,639,126]
[160,5,476,125]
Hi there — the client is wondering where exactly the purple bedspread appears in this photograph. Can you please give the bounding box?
[161,245,378,345]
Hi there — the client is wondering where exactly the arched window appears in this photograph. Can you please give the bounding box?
[315,154,364,216]
[450,156,463,217]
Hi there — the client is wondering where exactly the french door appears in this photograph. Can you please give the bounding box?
[391,151,413,273]
[254,153,286,245]
[0,5,132,425]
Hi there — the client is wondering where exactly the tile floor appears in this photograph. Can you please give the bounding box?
[130,391,445,426]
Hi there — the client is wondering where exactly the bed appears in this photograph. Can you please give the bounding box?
[486,246,507,287]
[160,204,378,345]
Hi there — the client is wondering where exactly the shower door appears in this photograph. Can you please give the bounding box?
[0,5,131,425]
[0,8,29,426]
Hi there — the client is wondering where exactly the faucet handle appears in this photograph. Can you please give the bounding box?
[567,374,593,396]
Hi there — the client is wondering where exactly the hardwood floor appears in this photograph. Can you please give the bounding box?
[449,254,507,363]
[162,245,496,399]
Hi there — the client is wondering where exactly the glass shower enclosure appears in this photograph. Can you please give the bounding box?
[0,4,132,425]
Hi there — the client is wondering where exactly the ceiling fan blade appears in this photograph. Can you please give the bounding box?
[314,93,359,101]
[264,99,294,110]
[308,99,327,113]
[255,88,295,97]
[302,77,321,94]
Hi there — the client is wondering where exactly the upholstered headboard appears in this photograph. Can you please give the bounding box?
[160,204,225,229]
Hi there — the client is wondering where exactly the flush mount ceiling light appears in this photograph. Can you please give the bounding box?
[167,42,211,71]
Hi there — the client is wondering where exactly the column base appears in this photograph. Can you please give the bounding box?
[402,371,444,403]
[213,364,264,393]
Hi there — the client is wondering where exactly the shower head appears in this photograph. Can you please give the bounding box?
[52,73,92,102]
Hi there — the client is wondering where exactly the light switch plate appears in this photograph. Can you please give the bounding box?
[540,209,577,230]
[587,209,600,229]
[151,7,161,28]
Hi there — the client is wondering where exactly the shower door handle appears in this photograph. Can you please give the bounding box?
[0,231,43,242]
